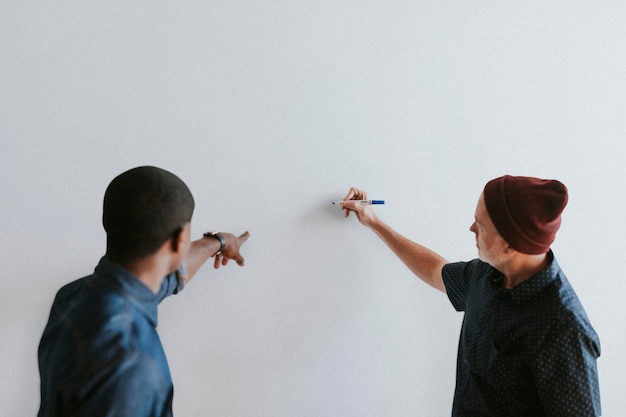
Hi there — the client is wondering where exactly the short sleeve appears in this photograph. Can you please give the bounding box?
[533,321,602,416]
[442,261,471,311]
[442,259,493,312]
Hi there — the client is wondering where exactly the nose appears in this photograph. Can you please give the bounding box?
[470,222,477,234]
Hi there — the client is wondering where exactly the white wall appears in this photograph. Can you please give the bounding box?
[2,1,625,416]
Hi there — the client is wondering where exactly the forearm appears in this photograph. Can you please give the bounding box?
[185,236,220,281]
[368,218,448,293]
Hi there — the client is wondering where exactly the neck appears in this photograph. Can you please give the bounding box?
[500,252,550,289]
[123,260,170,294]
[109,247,176,294]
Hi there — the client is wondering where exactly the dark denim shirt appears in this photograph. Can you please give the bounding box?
[443,252,601,417]
[38,257,186,417]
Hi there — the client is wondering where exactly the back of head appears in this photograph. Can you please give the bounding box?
[483,175,568,255]
[103,166,195,262]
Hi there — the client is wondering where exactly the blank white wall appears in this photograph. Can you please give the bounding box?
[2,1,625,416]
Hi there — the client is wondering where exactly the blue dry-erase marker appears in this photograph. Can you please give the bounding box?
[332,200,385,205]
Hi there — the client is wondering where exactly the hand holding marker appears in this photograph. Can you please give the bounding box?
[332,200,385,205]
[335,188,383,223]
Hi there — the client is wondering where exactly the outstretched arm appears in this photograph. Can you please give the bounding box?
[342,187,447,293]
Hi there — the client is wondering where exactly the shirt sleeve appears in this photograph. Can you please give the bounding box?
[443,259,494,312]
[533,319,602,416]
[155,261,188,303]
[442,261,472,311]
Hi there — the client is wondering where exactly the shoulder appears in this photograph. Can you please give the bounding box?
[443,258,492,279]
[443,259,495,311]
[541,273,593,323]
[49,276,137,356]
[442,258,495,293]
[52,276,89,308]
[535,274,600,351]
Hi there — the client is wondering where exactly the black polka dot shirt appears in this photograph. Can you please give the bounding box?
[442,252,601,416]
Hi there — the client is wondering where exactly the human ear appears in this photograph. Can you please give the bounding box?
[170,227,184,253]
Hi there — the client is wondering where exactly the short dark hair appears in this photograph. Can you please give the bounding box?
[103,166,195,262]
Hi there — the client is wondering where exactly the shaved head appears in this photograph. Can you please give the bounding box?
[103,166,195,262]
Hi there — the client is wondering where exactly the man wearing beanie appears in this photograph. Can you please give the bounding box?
[38,166,251,417]
[341,176,601,416]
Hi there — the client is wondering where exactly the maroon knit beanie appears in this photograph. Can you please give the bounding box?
[483,175,568,254]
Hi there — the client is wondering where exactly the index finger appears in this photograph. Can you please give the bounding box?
[238,230,250,243]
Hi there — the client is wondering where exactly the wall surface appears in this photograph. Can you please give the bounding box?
[2,1,625,416]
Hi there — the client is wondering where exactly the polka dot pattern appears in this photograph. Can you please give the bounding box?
[442,252,601,416]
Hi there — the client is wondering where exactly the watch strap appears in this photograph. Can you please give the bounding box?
[203,231,226,257]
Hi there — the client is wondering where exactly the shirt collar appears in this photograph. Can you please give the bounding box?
[91,256,160,327]
[491,251,561,304]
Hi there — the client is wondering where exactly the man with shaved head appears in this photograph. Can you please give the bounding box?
[38,166,250,417]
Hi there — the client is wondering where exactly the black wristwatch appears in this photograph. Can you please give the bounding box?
[203,231,226,257]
